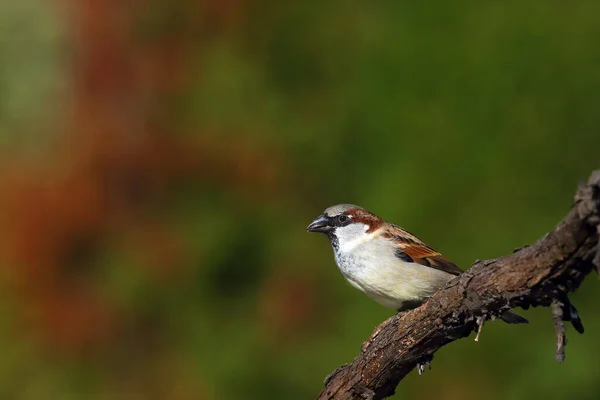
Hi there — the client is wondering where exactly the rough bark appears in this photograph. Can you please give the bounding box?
[319,170,600,400]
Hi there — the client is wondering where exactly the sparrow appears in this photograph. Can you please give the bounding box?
[307,204,528,324]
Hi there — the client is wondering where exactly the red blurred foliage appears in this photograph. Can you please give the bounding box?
[0,0,286,357]
[258,267,318,345]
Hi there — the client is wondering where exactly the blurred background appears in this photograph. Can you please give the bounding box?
[0,1,599,399]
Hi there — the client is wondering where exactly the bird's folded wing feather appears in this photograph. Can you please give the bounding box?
[384,225,463,276]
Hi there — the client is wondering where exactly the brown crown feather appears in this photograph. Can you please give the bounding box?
[345,207,384,233]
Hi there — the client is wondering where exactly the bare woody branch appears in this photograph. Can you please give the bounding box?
[319,170,600,400]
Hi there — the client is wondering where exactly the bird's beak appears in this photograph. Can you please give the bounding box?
[307,215,333,233]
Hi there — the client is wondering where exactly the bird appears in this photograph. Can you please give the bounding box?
[306,203,528,325]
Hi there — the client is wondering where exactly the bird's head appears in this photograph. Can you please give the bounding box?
[306,204,384,244]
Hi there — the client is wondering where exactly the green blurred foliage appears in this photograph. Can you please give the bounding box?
[0,1,599,399]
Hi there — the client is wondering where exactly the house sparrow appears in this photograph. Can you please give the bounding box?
[307,204,528,324]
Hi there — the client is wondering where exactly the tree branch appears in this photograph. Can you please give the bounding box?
[319,170,600,400]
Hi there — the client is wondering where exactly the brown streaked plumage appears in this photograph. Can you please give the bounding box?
[382,226,463,276]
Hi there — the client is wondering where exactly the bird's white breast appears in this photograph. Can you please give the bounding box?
[332,230,453,310]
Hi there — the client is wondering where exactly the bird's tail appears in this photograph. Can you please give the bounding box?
[500,295,584,333]
[559,294,585,334]
[500,310,529,324]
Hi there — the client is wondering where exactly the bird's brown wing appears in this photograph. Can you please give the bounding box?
[384,225,463,276]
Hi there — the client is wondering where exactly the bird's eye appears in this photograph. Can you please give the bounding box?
[338,215,348,223]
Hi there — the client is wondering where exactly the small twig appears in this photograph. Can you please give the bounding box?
[474,316,485,342]
[551,298,567,363]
